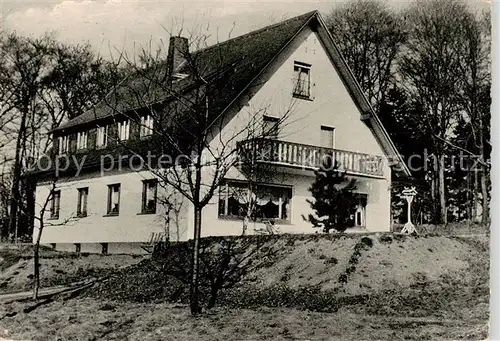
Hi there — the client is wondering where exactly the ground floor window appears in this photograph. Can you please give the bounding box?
[141,179,157,214]
[351,194,367,227]
[77,187,88,217]
[218,181,291,222]
[50,190,61,219]
[107,184,121,215]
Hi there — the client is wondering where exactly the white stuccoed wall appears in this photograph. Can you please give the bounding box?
[34,169,189,246]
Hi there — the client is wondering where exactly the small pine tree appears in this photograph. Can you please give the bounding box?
[303,158,358,233]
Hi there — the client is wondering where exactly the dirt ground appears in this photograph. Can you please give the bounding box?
[247,234,476,296]
[0,233,489,340]
[0,246,144,294]
[0,297,488,341]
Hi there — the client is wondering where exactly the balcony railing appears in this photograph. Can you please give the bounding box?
[238,139,384,177]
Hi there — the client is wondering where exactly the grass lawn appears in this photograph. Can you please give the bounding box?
[0,297,488,341]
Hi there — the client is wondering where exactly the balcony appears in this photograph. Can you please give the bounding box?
[237,139,384,178]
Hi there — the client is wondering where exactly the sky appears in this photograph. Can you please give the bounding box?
[0,0,492,59]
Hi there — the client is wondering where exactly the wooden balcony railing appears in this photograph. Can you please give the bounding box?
[238,139,384,177]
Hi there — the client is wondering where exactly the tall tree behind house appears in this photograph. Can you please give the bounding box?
[325,0,491,225]
[0,33,117,240]
[453,9,491,223]
[398,0,486,224]
[325,0,406,111]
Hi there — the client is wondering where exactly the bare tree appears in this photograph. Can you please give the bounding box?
[0,33,116,241]
[100,28,295,314]
[454,10,491,223]
[19,177,74,299]
[398,0,471,224]
[236,131,290,235]
[0,34,52,241]
[325,0,406,111]
[31,181,55,299]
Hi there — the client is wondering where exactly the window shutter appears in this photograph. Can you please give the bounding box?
[130,119,140,140]
[108,123,118,146]
[69,134,77,152]
[88,128,97,149]
[52,137,59,157]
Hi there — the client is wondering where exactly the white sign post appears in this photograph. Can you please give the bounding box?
[401,187,418,235]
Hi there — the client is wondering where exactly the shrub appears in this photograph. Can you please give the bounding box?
[379,234,393,244]
[220,284,341,313]
[325,257,338,265]
[338,274,348,284]
[360,237,373,248]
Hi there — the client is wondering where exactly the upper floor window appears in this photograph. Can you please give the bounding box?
[77,187,88,217]
[262,116,279,139]
[96,125,108,148]
[50,190,61,219]
[107,184,121,215]
[141,179,157,214]
[118,120,130,141]
[293,61,311,99]
[320,126,335,149]
[140,115,154,137]
[76,131,88,150]
[58,136,69,155]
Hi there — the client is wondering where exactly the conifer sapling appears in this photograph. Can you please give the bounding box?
[303,157,358,232]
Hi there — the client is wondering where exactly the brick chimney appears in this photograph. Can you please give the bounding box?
[166,36,189,82]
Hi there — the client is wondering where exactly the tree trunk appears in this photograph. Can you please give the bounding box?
[477,115,489,224]
[33,221,43,300]
[189,205,203,316]
[438,155,447,225]
[430,169,439,223]
[480,168,489,224]
[207,284,219,310]
[242,216,249,236]
[468,167,475,220]
[473,169,479,221]
[9,109,28,243]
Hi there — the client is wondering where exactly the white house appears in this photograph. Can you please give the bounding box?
[32,11,410,254]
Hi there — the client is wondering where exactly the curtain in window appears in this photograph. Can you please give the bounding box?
[220,182,291,221]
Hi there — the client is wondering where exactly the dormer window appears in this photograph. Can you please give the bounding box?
[118,120,130,141]
[76,131,88,150]
[293,61,311,99]
[96,125,108,148]
[140,115,154,137]
[58,136,69,155]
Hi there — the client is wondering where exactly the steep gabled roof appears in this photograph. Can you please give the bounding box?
[54,11,318,132]
[53,10,410,177]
